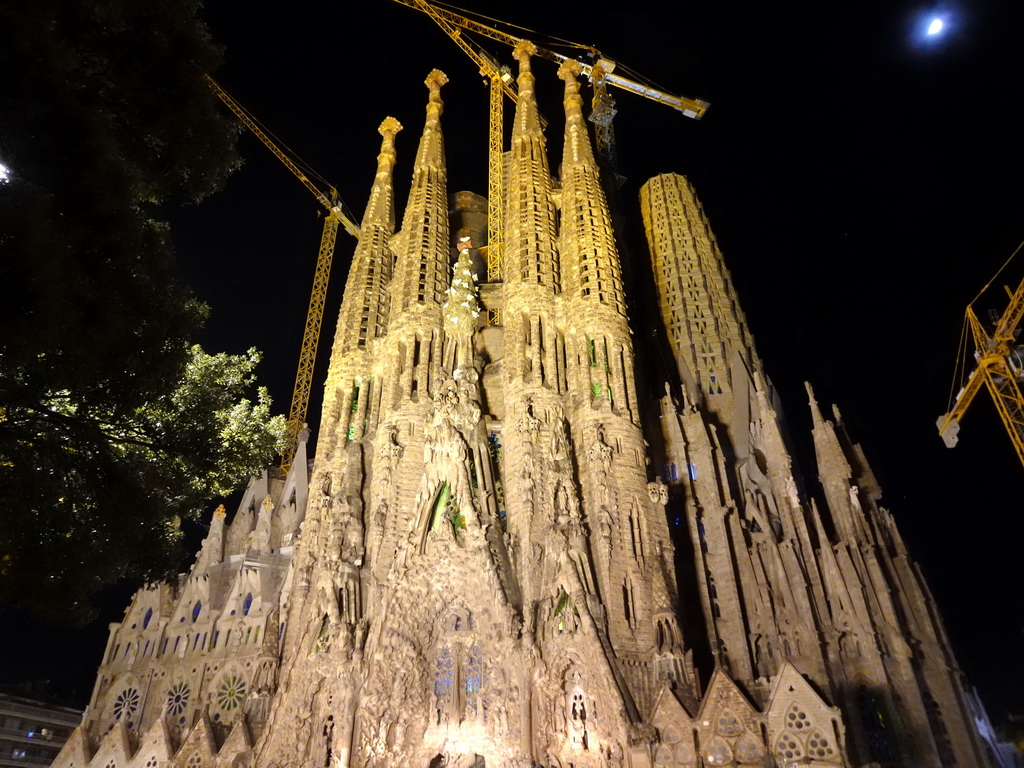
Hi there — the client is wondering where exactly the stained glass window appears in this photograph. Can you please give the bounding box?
[434,647,453,725]
[465,645,483,718]
[113,688,139,722]
[165,682,190,716]
[216,675,247,711]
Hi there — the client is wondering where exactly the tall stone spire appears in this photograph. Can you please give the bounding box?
[392,69,450,317]
[806,381,866,542]
[640,173,761,434]
[333,117,402,351]
[503,41,558,290]
[498,42,562,600]
[319,117,402,457]
[331,117,403,352]
[558,59,625,319]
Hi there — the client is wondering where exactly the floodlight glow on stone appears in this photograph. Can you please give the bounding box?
[927,18,943,34]
[0,162,10,184]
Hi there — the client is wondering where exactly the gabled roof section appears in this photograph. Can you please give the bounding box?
[651,682,695,724]
[90,720,134,768]
[130,717,174,767]
[694,666,761,722]
[215,714,252,763]
[173,711,217,763]
[765,661,840,723]
[50,725,91,768]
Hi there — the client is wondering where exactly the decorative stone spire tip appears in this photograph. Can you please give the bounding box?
[513,40,537,62]
[557,59,582,80]
[425,69,449,91]
[378,116,403,136]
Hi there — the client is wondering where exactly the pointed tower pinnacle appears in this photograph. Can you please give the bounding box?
[364,116,403,231]
[511,41,542,137]
[558,58,625,316]
[503,41,558,291]
[329,116,403,356]
[414,69,448,170]
[317,117,404,456]
[393,70,450,317]
[193,504,226,573]
[806,381,864,542]
[557,59,596,168]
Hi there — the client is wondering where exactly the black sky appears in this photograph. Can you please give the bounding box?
[9,0,1023,724]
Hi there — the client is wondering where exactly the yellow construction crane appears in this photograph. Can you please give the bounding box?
[938,267,1024,469]
[393,0,709,280]
[205,76,360,472]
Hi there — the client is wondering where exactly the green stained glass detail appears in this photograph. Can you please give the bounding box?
[314,613,331,654]
[216,675,247,711]
[429,482,451,531]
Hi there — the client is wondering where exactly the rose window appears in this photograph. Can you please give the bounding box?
[735,732,763,763]
[165,682,191,716]
[217,675,247,711]
[113,688,139,721]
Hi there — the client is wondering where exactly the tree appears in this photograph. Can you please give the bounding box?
[0,347,288,620]
[0,1,287,619]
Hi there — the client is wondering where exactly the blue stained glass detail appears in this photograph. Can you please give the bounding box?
[192,600,202,622]
[243,593,253,616]
[143,607,153,630]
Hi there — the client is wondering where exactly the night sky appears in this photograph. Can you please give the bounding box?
[8,0,1023,727]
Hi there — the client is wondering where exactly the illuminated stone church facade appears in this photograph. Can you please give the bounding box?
[54,45,1010,768]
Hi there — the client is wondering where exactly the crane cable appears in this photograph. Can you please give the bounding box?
[232,99,332,189]
[967,236,1024,309]
[945,236,1024,412]
[426,1,681,101]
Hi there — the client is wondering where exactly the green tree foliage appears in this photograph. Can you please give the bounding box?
[0,2,288,618]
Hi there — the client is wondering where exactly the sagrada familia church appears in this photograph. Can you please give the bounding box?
[52,44,1018,768]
